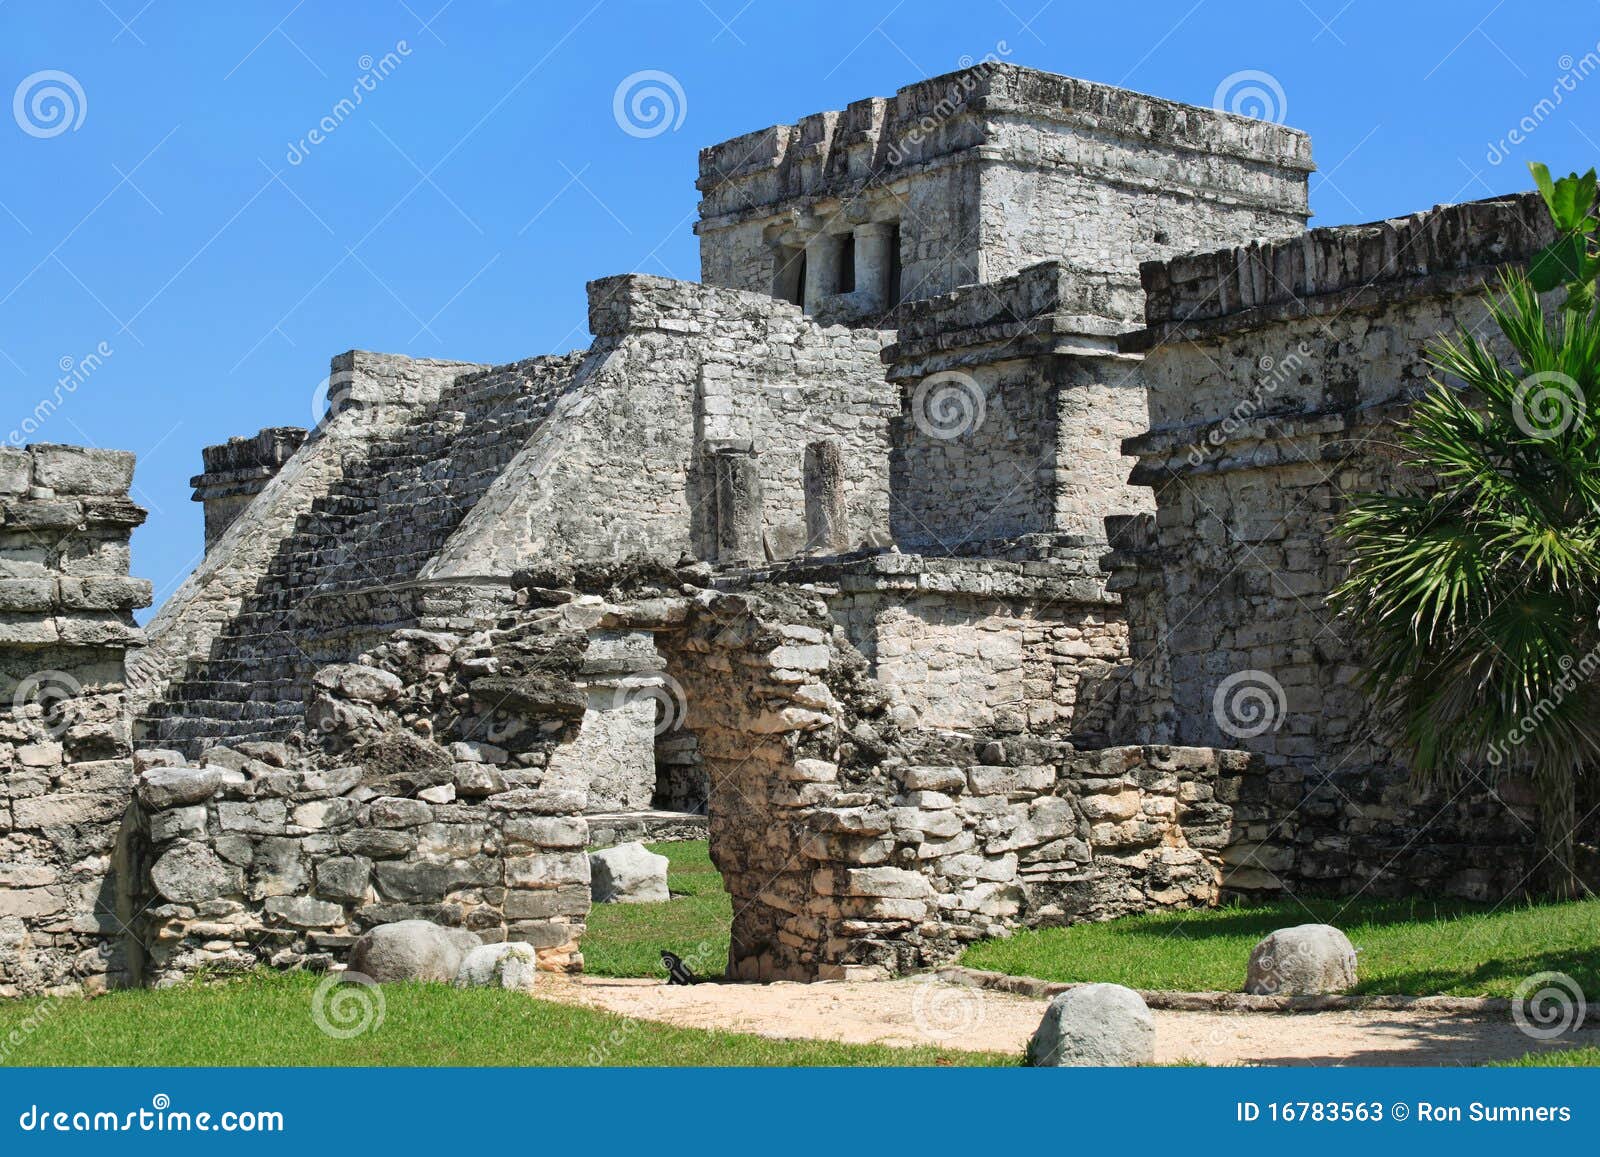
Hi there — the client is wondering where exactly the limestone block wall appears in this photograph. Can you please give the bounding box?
[133,754,590,984]
[884,263,1152,552]
[0,444,150,995]
[426,275,895,578]
[697,64,1312,315]
[661,579,1237,981]
[766,554,1129,739]
[1115,193,1555,899]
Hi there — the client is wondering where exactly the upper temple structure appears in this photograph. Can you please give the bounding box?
[0,63,1568,996]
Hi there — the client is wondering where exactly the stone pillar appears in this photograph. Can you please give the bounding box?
[542,630,668,813]
[191,426,308,551]
[712,444,764,564]
[0,443,149,995]
[803,233,842,314]
[803,440,850,554]
[854,223,896,313]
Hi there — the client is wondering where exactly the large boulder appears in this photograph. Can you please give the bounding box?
[1245,924,1358,995]
[455,942,540,992]
[589,842,669,903]
[1028,983,1154,1067]
[347,919,482,983]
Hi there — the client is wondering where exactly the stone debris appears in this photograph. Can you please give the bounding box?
[455,941,540,991]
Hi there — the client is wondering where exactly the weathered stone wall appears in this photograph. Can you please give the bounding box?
[659,578,1238,980]
[697,64,1311,316]
[884,263,1152,553]
[753,554,1129,740]
[0,445,150,995]
[133,750,590,985]
[429,275,895,578]
[1116,193,1555,899]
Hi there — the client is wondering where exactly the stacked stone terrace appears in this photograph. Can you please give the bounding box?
[139,351,583,756]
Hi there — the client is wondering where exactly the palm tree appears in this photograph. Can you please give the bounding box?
[1330,165,1600,898]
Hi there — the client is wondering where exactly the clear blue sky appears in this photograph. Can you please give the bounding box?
[3,0,1596,611]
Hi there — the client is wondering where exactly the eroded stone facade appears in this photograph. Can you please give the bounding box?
[0,65,1566,993]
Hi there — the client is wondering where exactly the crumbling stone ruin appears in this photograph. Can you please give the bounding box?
[0,64,1557,994]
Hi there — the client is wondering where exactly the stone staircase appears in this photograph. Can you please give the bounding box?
[138,353,586,758]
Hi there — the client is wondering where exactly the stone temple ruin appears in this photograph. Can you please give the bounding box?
[1,64,1562,995]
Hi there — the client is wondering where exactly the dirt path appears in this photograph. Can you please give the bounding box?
[539,976,1600,1065]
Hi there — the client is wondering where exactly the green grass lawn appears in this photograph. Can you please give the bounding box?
[959,896,1600,998]
[582,840,732,979]
[1495,1047,1600,1067]
[0,971,1012,1067]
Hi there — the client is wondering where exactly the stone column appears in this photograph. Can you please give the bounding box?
[191,426,308,551]
[803,439,850,553]
[803,232,843,314]
[712,444,764,564]
[853,223,896,313]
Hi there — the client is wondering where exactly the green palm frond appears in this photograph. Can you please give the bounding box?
[1330,263,1600,813]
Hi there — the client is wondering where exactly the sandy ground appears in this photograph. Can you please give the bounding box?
[539,976,1600,1066]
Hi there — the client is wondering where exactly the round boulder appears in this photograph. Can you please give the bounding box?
[455,942,539,992]
[589,841,670,904]
[1245,924,1357,995]
[347,919,482,983]
[1028,982,1154,1067]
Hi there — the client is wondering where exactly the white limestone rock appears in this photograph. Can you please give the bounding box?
[347,919,482,983]
[589,841,669,903]
[455,942,540,991]
[1028,983,1154,1067]
[135,766,223,810]
[1245,924,1357,995]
